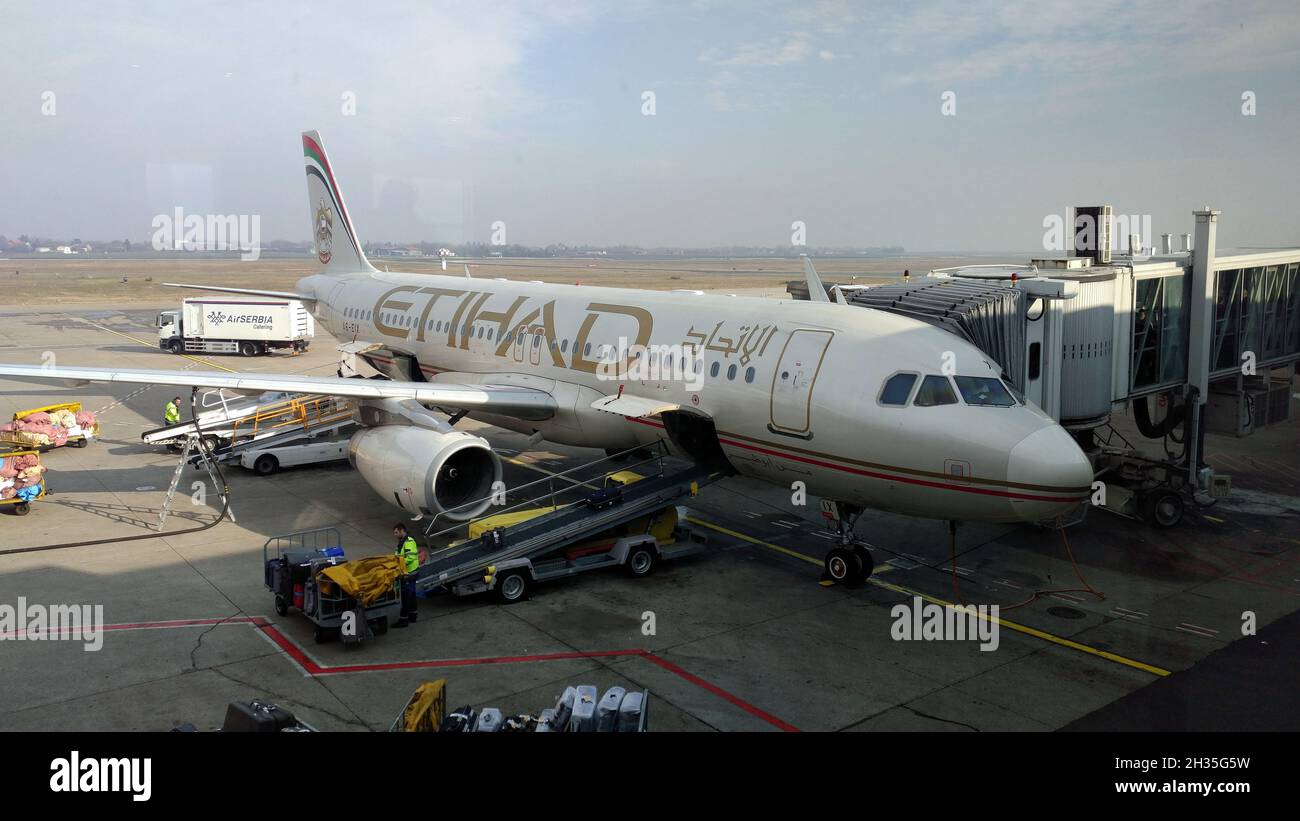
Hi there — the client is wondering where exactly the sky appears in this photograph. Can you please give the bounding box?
[2,0,1299,252]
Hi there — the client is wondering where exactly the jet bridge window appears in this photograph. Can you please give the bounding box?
[953,376,1016,407]
[914,375,958,407]
[878,372,918,406]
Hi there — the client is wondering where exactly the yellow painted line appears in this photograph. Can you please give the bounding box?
[1201,515,1225,524]
[69,315,239,373]
[686,514,1171,678]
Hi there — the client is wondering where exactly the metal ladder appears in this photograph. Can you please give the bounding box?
[158,433,236,530]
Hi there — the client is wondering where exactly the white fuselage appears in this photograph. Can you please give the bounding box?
[297,270,1094,523]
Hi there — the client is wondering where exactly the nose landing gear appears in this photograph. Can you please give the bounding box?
[822,501,874,587]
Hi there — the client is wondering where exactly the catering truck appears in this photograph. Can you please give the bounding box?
[157,298,314,356]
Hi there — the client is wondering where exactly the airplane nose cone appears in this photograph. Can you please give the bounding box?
[1006,425,1094,522]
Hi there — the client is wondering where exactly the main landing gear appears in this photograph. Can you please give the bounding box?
[822,501,874,587]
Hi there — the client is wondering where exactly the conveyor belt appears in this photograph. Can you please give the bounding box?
[415,466,712,592]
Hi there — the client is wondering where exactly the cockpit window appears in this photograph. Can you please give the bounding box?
[914,375,958,406]
[954,376,1016,407]
[879,372,918,406]
[1002,379,1025,405]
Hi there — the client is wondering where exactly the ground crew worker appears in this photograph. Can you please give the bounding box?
[393,523,421,627]
[164,396,182,426]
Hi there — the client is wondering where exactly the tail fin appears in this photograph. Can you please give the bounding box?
[302,130,376,274]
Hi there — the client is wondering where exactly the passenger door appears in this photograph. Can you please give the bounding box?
[769,329,833,437]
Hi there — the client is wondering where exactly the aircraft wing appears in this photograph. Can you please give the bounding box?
[0,364,556,421]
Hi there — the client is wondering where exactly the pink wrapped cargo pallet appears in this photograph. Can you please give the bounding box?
[0,403,98,451]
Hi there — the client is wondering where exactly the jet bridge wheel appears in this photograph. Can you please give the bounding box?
[825,547,869,587]
[1142,488,1184,528]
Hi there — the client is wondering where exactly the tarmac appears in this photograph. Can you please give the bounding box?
[1,304,1297,731]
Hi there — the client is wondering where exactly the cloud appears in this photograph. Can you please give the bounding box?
[700,33,815,67]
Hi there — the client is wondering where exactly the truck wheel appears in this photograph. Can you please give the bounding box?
[1143,489,1184,528]
[72,437,89,448]
[13,502,30,516]
[495,570,529,604]
[201,435,220,453]
[167,339,183,354]
[253,454,279,476]
[312,624,330,644]
[274,594,288,616]
[240,341,259,357]
[625,545,657,577]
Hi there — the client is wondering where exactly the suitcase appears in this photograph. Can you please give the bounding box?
[596,687,626,732]
[222,701,298,733]
[552,686,576,729]
[474,708,503,733]
[617,691,646,732]
[534,708,557,733]
[440,706,476,732]
[567,685,598,732]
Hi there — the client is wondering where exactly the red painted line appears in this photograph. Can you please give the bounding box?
[46,616,799,731]
[625,416,1084,504]
[639,652,800,732]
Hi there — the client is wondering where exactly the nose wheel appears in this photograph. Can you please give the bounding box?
[825,543,874,587]
[822,500,873,586]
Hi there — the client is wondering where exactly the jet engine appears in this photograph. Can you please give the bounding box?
[348,425,502,521]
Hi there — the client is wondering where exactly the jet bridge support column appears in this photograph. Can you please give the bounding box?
[1185,208,1220,488]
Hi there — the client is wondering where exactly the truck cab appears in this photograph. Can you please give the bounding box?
[158,310,182,352]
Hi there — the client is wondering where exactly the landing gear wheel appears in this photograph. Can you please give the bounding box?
[625,545,657,578]
[853,544,875,581]
[167,339,183,354]
[274,594,288,616]
[825,547,865,587]
[253,454,279,476]
[240,341,259,357]
[495,570,529,604]
[1143,488,1184,528]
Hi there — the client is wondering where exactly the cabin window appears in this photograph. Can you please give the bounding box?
[710,361,720,378]
[744,366,755,383]
[584,342,592,356]
[727,364,737,380]
[954,376,1016,407]
[879,372,918,406]
[561,339,568,353]
[914,375,958,407]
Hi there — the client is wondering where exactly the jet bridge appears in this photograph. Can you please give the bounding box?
[796,205,1300,512]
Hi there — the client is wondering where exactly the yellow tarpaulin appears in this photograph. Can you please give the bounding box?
[401,680,447,732]
[318,555,404,607]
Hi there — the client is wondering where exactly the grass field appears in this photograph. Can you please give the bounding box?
[0,254,978,307]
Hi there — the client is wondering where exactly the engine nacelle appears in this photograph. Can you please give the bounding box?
[349,426,502,522]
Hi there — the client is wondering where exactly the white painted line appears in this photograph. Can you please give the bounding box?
[994,579,1023,589]
[771,520,796,529]
[1051,593,1084,604]
[1114,607,1149,617]
[810,531,836,540]
[1179,622,1219,635]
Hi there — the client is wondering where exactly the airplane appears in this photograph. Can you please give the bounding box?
[0,130,1094,585]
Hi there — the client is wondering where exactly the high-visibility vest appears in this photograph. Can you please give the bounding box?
[397,537,420,573]
[164,402,180,424]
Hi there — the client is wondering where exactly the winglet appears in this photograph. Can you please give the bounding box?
[803,257,830,303]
